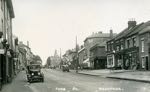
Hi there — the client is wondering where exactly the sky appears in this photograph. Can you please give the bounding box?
[12,0,150,65]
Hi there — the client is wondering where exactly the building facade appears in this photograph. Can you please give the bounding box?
[83,30,117,68]
[107,20,150,70]
[0,0,15,88]
[90,44,107,69]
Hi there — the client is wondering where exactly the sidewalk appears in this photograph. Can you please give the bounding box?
[0,71,31,92]
[78,69,150,83]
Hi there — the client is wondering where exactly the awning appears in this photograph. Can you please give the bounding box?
[83,58,89,63]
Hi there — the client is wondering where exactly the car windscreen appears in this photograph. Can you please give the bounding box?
[29,65,40,70]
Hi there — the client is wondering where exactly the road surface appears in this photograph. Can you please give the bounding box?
[1,69,150,92]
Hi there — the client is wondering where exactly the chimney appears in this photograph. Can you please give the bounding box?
[128,19,136,28]
[110,29,113,38]
[27,41,29,47]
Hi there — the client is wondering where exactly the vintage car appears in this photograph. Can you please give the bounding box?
[26,64,44,83]
[62,65,69,72]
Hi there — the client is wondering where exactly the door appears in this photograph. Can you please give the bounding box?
[146,56,148,70]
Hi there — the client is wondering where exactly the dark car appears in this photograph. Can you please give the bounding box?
[62,65,69,72]
[26,64,44,83]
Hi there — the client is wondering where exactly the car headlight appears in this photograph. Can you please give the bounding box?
[38,72,40,75]
[31,73,34,75]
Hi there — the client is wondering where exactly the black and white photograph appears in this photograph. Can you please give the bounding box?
[0,0,150,92]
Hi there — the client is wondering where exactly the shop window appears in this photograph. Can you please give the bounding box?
[108,57,113,66]
[141,57,145,68]
[141,40,144,52]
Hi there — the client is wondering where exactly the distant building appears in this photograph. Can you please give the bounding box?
[50,50,61,68]
[78,47,86,67]
[63,49,77,69]
[83,30,117,68]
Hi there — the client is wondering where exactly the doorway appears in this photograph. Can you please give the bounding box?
[146,56,148,70]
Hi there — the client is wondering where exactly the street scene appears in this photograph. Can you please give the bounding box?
[1,0,150,92]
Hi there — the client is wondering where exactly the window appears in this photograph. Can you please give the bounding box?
[88,39,93,43]
[120,41,124,50]
[116,45,120,51]
[1,0,3,11]
[1,19,3,32]
[141,40,144,52]
[107,44,110,51]
[107,56,113,67]
[133,37,136,47]
[141,57,145,68]
[127,39,130,48]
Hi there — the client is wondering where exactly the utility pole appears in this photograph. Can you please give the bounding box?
[60,48,62,69]
[76,36,78,73]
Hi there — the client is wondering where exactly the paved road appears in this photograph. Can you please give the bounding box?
[1,69,150,92]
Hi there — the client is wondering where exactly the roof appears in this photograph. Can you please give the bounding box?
[138,21,150,34]
[78,47,85,54]
[139,26,150,34]
[125,23,144,37]
[110,22,146,41]
[84,32,117,42]
[90,42,106,51]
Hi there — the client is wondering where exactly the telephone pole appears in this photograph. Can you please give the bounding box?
[60,48,62,69]
[76,36,78,73]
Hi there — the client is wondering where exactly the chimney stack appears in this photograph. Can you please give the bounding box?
[128,18,136,28]
[27,41,29,47]
[110,29,113,38]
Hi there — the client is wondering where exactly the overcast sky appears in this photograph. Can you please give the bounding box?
[12,0,150,64]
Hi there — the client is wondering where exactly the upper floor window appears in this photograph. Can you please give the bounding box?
[88,39,93,43]
[141,39,144,52]
[116,45,120,51]
[1,0,3,11]
[133,37,136,47]
[107,44,110,51]
[127,39,130,48]
[121,44,123,50]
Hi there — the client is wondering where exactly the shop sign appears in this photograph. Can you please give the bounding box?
[0,49,5,54]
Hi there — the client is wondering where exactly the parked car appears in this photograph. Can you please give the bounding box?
[26,64,44,83]
[62,65,69,72]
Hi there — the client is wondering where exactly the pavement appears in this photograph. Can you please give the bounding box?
[77,69,150,83]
